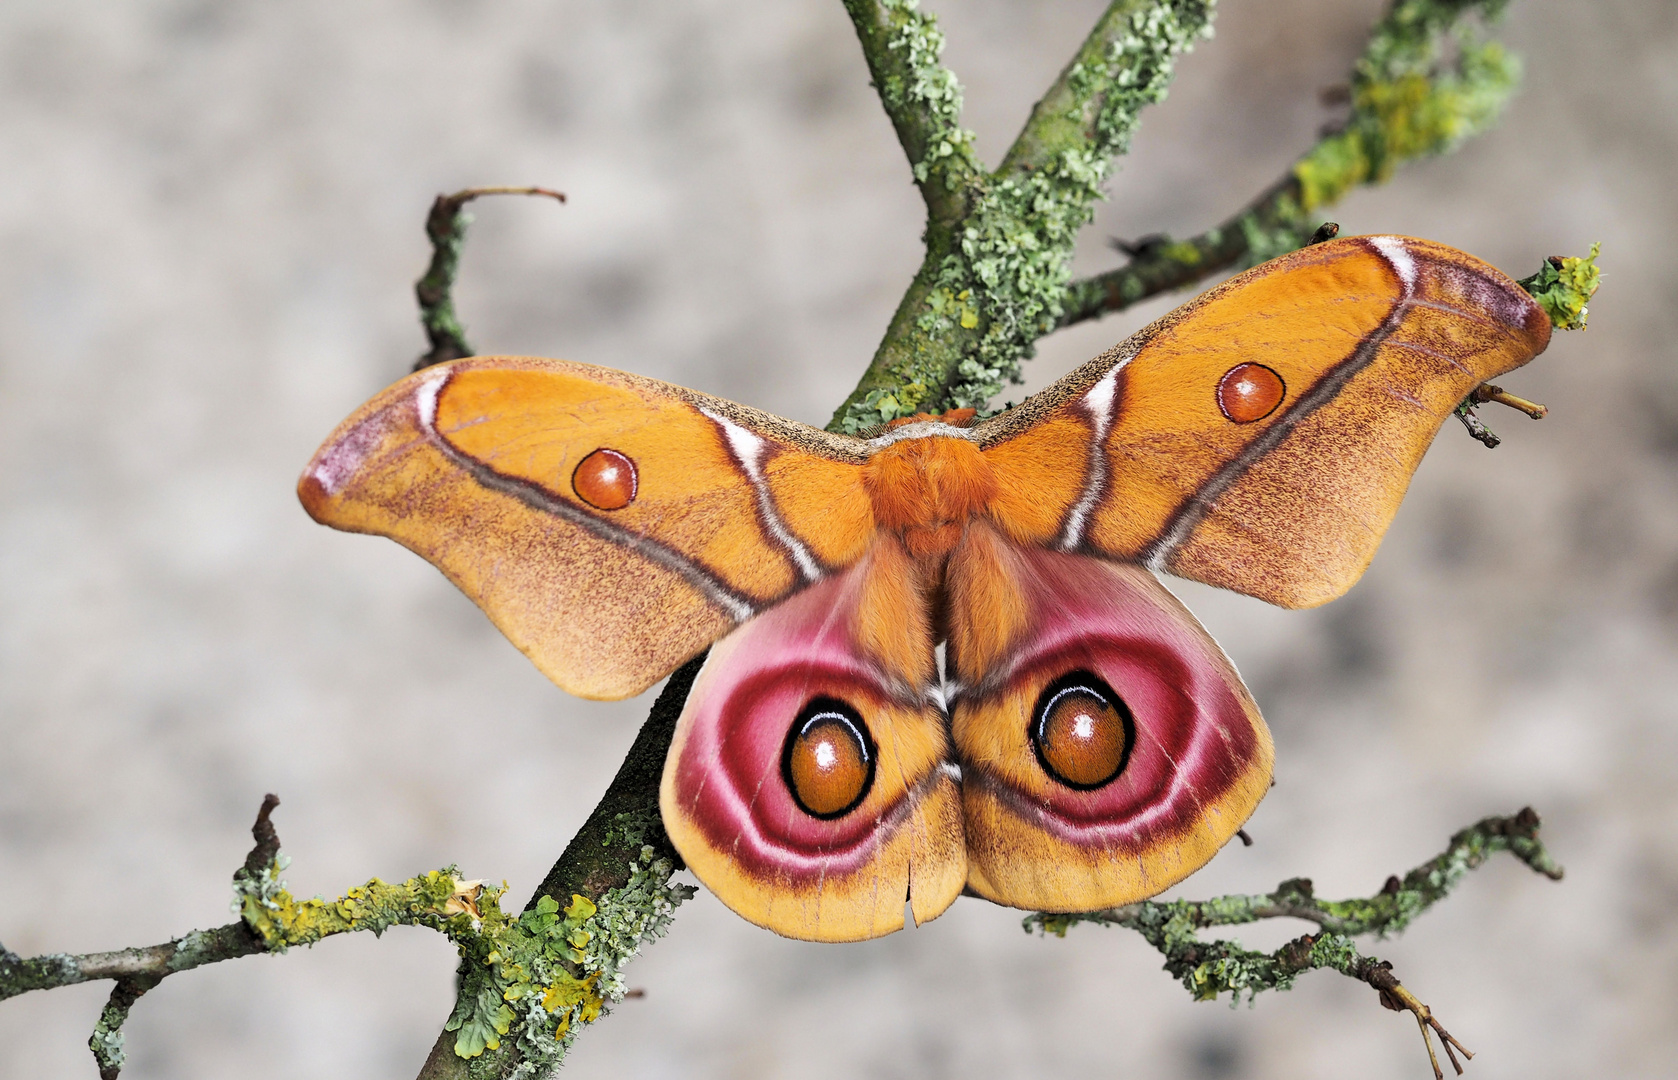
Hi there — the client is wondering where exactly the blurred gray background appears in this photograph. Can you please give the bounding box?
[2,0,1674,1077]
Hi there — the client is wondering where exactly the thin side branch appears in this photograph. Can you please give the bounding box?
[0,923,262,1003]
[840,0,977,222]
[413,186,566,371]
[1058,173,1309,329]
[1026,808,1563,1078]
[1057,0,1521,330]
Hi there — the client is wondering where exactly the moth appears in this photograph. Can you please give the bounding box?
[300,236,1551,942]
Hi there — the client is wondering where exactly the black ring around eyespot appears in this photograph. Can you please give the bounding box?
[779,696,877,820]
[1028,670,1135,791]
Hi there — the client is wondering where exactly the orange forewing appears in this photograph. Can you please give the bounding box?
[975,236,1552,607]
[299,356,872,700]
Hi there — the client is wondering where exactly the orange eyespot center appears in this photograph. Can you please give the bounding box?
[572,448,637,510]
[1030,674,1131,790]
[1216,363,1286,423]
[782,699,875,819]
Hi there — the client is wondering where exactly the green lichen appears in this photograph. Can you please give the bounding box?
[1023,809,1563,1007]
[230,846,692,1079]
[233,856,477,950]
[833,0,1214,432]
[89,1014,126,1075]
[1519,242,1601,330]
[456,846,694,1080]
[1294,0,1519,211]
[936,1,1213,411]
[833,1,1216,432]
[877,0,978,188]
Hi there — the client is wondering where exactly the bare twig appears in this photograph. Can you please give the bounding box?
[242,792,282,876]
[1309,221,1341,245]
[413,186,567,371]
[1473,383,1548,419]
[1455,402,1502,448]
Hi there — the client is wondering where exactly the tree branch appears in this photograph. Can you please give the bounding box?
[840,0,979,223]
[413,654,704,1080]
[0,922,262,1004]
[997,0,1212,179]
[829,0,1213,433]
[413,186,566,371]
[1057,0,1522,330]
[1025,808,1564,1079]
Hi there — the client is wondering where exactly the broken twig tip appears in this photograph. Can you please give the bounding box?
[1308,222,1341,245]
[243,794,282,876]
[1455,405,1500,448]
[1473,383,1548,419]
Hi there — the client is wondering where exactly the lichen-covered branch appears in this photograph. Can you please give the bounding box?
[0,922,262,1004]
[414,654,705,1080]
[5,756,698,1080]
[413,186,566,371]
[840,0,979,222]
[1059,0,1520,330]
[998,0,1213,179]
[1025,809,1563,1078]
[830,0,1213,432]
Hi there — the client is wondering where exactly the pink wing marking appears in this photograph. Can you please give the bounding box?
[956,548,1263,855]
[666,562,945,883]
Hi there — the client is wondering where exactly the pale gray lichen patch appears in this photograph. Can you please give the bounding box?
[876,0,978,187]
[937,1,1215,410]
